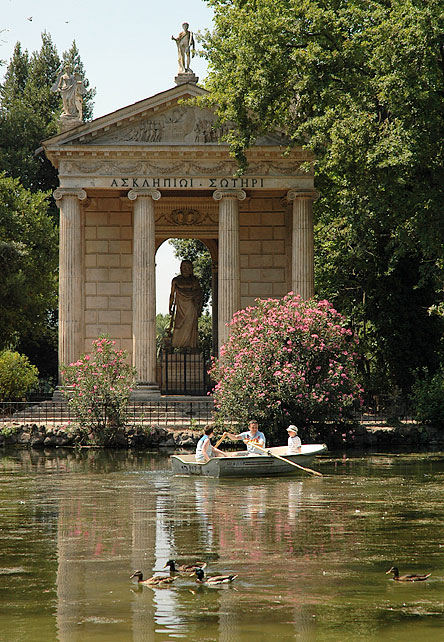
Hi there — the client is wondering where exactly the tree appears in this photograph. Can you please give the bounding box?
[210,294,363,443]
[0,173,58,366]
[0,33,95,194]
[200,0,444,396]
[0,34,94,380]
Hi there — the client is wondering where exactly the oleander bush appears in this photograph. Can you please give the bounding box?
[210,294,363,443]
[61,335,137,445]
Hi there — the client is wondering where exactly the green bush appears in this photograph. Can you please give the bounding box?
[0,350,39,401]
[411,367,444,428]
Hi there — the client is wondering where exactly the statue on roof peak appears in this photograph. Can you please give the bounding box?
[172,22,195,75]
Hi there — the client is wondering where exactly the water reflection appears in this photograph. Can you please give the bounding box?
[1,448,444,641]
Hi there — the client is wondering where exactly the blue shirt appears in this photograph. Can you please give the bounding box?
[239,430,266,454]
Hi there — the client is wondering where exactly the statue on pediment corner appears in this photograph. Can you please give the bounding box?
[51,66,86,121]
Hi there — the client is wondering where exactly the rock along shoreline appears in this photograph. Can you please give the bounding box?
[1,422,443,450]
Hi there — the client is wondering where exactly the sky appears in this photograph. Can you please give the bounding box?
[1,0,215,313]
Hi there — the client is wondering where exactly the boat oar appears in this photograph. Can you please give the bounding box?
[214,432,228,448]
[245,441,322,477]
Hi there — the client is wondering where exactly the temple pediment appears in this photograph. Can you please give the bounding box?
[42,83,288,149]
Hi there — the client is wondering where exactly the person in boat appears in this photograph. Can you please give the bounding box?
[226,420,266,456]
[195,426,228,463]
[287,425,302,454]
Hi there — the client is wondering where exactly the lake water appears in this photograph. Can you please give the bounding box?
[1,447,444,642]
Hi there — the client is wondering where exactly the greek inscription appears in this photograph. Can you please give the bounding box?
[110,177,267,188]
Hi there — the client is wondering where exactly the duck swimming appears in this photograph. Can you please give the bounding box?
[130,570,177,586]
[194,567,238,585]
[164,559,207,574]
[386,566,431,582]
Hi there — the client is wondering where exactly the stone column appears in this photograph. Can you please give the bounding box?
[287,189,318,300]
[54,188,87,378]
[128,188,161,397]
[211,261,218,356]
[213,189,246,349]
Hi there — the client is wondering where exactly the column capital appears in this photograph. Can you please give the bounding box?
[213,189,246,202]
[286,188,319,203]
[53,188,88,205]
[128,188,161,201]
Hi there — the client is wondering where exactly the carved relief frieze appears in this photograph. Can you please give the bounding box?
[188,161,236,175]
[59,158,308,178]
[166,209,204,225]
[155,199,219,229]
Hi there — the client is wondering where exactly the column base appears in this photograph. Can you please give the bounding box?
[52,386,67,401]
[130,384,161,401]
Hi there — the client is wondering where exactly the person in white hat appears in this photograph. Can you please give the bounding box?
[287,425,302,454]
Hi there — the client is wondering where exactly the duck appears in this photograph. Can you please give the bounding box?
[194,567,238,585]
[163,559,207,574]
[130,570,177,586]
[386,566,431,582]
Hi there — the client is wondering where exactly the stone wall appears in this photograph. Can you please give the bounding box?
[239,196,290,308]
[83,194,133,354]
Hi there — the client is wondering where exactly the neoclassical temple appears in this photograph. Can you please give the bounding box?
[43,75,317,398]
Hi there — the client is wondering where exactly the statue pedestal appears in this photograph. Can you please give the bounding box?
[175,71,199,86]
[159,350,208,395]
[59,114,82,132]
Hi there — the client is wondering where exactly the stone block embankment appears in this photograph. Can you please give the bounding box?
[0,424,200,449]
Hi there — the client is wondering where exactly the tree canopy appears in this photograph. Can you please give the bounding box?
[0,34,94,381]
[201,0,444,396]
[0,173,58,365]
[0,33,95,194]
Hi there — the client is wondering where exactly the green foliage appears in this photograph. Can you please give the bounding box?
[411,368,444,428]
[201,0,444,396]
[0,35,93,378]
[169,239,213,310]
[156,313,172,354]
[0,424,20,438]
[0,350,39,401]
[198,312,213,355]
[210,294,363,443]
[0,33,95,193]
[61,335,137,446]
[0,174,58,357]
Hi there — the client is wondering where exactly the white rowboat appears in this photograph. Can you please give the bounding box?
[170,444,327,478]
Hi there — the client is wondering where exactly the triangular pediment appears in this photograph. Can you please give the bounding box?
[42,83,288,149]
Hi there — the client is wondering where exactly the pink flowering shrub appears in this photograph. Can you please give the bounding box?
[210,294,363,442]
[61,335,136,445]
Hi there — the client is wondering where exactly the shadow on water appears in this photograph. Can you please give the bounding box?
[1,446,444,641]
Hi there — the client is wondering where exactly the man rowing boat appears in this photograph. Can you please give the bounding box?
[226,420,266,456]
